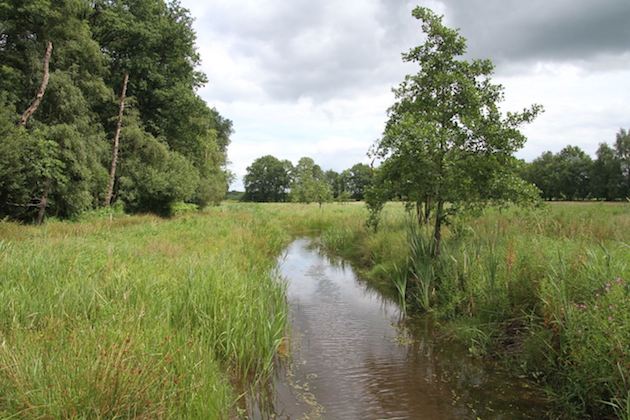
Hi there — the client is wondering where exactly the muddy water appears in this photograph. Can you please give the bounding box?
[249,239,550,419]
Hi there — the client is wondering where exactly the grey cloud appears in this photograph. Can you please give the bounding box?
[196,0,630,102]
[198,0,420,101]
[442,0,630,64]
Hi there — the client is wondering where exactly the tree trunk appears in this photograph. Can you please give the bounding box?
[432,200,444,258]
[36,178,50,225]
[415,201,423,225]
[19,41,53,127]
[104,72,129,206]
[424,195,432,225]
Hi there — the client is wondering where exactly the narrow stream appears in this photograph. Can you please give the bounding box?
[249,238,550,419]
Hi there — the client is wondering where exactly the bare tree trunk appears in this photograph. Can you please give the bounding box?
[19,41,53,127]
[104,72,129,206]
[432,200,444,258]
[415,201,423,225]
[424,195,432,225]
[36,178,50,225]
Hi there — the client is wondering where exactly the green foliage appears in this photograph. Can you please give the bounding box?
[324,169,343,199]
[242,157,370,204]
[524,146,593,200]
[591,142,625,200]
[0,0,231,222]
[117,119,199,215]
[170,201,199,216]
[0,126,65,221]
[617,128,630,197]
[365,165,393,231]
[290,157,332,205]
[226,190,245,201]
[346,163,373,200]
[243,155,292,202]
[523,130,630,201]
[371,7,541,253]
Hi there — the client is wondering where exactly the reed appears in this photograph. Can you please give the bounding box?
[0,208,290,418]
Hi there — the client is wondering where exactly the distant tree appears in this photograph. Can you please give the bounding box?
[324,170,342,198]
[226,190,245,201]
[346,163,373,200]
[555,146,593,200]
[591,143,623,201]
[243,155,292,202]
[340,169,352,196]
[616,128,630,198]
[523,152,559,200]
[370,7,541,256]
[313,177,333,208]
[291,157,332,205]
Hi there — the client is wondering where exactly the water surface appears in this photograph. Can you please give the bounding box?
[250,239,549,419]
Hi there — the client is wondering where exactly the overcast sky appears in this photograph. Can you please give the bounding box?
[181,0,630,190]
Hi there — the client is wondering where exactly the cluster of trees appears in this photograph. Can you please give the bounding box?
[521,131,630,201]
[242,155,372,204]
[0,0,231,222]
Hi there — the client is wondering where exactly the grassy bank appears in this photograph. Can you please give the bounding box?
[0,207,290,418]
[1,202,628,418]
[308,202,630,419]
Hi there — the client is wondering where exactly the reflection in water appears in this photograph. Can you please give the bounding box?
[249,239,549,419]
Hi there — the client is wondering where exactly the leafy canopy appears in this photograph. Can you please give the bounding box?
[0,0,232,221]
[370,7,542,252]
[243,155,292,202]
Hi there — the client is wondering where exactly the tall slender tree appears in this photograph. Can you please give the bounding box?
[371,7,541,256]
[104,72,129,206]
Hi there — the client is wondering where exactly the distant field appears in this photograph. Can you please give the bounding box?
[0,201,628,418]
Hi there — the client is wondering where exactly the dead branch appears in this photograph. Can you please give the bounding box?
[19,41,53,127]
[104,72,129,206]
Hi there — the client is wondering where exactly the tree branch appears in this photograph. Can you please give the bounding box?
[19,41,53,127]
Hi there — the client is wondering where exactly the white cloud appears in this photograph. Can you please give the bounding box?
[182,0,630,190]
[499,65,630,159]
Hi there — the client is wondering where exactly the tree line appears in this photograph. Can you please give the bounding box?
[0,0,231,223]
[521,131,630,201]
[242,155,372,204]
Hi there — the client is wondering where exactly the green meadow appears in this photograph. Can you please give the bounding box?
[0,202,628,418]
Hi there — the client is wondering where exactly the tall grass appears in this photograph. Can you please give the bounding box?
[0,208,289,418]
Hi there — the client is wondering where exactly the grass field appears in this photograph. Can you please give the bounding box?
[0,201,628,418]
